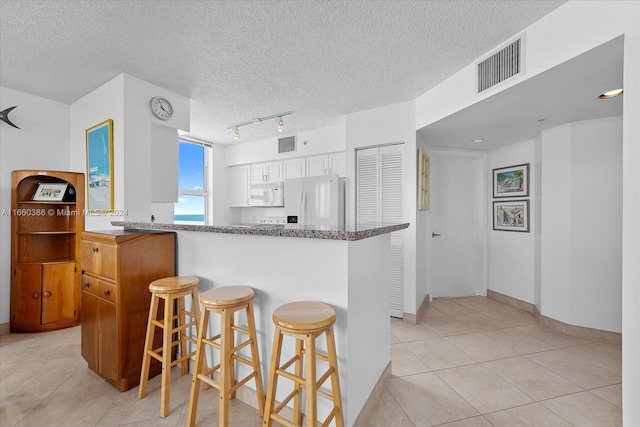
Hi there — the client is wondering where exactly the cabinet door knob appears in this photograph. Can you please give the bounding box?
[42,291,52,298]
[83,283,90,289]
[32,292,39,299]
[92,247,99,253]
[103,290,110,297]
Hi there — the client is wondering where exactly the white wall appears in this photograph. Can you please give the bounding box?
[0,87,71,324]
[69,73,190,229]
[541,117,622,332]
[415,2,639,422]
[225,124,345,166]
[345,100,420,316]
[488,140,536,304]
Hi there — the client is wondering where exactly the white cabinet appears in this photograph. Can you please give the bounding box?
[251,161,283,184]
[306,152,345,177]
[229,165,250,207]
[283,158,306,180]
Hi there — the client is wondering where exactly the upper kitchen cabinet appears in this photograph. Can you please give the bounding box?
[10,170,85,332]
[306,152,345,177]
[229,165,250,207]
[283,158,306,180]
[250,161,283,184]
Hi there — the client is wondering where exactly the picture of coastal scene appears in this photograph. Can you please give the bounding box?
[86,119,113,211]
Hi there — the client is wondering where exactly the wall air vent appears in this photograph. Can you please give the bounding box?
[477,35,524,94]
[278,135,296,154]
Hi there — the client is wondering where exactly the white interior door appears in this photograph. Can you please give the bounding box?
[430,152,485,298]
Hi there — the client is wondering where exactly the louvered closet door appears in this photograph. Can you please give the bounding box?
[356,144,404,318]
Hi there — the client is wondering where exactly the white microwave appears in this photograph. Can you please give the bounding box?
[249,182,284,207]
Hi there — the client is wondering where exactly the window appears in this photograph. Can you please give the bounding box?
[174,140,208,224]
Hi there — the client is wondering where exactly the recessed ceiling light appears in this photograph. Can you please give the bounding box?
[598,88,623,99]
[472,137,485,144]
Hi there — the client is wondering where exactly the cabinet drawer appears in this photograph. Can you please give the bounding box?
[82,275,117,303]
[82,241,117,279]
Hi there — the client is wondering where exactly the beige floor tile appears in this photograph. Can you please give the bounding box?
[484,402,572,426]
[361,388,414,427]
[405,338,476,371]
[437,415,493,426]
[422,304,447,318]
[526,349,622,389]
[391,343,431,376]
[436,364,533,414]
[480,328,556,355]
[590,384,622,408]
[484,307,537,328]
[450,312,507,332]
[391,320,439,343]
[429,299,474,315]
[541,391,622,427]
[482,356,582,401]
[515,324,593,348]
[454,296,508,312]
[562,341,622,375]
[387,372,479,426]
[445,332,519,362]
[419,315,473,337]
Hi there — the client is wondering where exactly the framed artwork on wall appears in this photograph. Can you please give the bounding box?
[493,199,529,232]
[417,147,430,210]
[493,163,529,198]
[85,119,114,212]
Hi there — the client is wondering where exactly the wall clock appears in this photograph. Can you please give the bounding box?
[149,96,173,121]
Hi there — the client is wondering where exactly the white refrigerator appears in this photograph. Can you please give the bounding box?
[284,175,345,226]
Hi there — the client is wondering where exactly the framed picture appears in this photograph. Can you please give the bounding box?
[417,147,430,210]
[86,119,114,212]
[32,183,68,201]
[493,200,529,232]
[493,163,529,198]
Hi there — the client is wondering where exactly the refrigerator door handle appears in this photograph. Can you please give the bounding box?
[300,191,307,224]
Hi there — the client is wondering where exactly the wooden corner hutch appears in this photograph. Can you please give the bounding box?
[10,170,85,333]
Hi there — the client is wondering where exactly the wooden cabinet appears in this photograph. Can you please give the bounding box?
[10,170,85,333]
[81,230,175,391]
[229,165,250,207]
[306,152,345,177]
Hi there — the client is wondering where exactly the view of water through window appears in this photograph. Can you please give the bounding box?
[174,141,206,224]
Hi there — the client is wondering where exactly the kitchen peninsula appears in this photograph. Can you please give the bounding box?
[111,220,408,425]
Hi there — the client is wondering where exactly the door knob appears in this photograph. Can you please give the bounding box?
[432,232,441,237]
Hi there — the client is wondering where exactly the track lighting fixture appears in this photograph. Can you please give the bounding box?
[227,111,293,140]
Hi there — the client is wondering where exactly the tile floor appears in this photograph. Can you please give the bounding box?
[0,296,622,426]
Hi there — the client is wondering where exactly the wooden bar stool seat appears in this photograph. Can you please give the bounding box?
[263,301,343,427]
[187,286,265,427]
[138,276,203,418]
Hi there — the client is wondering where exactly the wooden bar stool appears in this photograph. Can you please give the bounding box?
[138,276,202,418]
[263,301,343,427]
[187,286,265,427]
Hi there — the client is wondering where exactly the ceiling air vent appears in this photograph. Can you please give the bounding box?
[477,36,523,94]
[278,135,296,154]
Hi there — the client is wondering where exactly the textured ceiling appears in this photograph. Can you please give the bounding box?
[0,0,566,144]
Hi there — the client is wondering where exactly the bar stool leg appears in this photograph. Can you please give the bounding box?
[293,337,304,425]
[187,304,209,427]
[178,295,189,375]
[263,326,284,427]
[219,308,233,427]
[326,326,344,427]
[247,299,266,413]
[304,333,317,427]
[139,293,159,399]
[159,293,174,417]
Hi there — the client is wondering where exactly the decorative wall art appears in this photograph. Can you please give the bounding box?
[85,119,114,212]
[32,182,68,201]
[417,147,430,210]
[493,163,529,198]
[493,200,529,232]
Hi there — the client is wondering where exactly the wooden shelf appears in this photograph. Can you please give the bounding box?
[11,170,85,333]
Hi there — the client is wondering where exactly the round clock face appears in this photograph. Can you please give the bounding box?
[149,96,173,120]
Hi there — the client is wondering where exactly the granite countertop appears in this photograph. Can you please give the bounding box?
[111,221,409,241]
